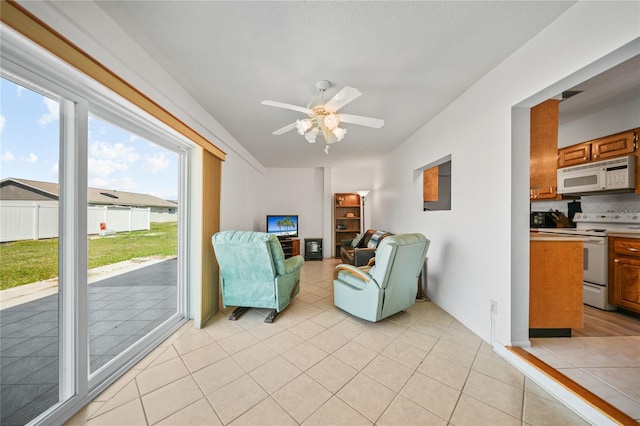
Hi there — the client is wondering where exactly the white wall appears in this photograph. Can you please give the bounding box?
[374,2,640,345]
[559,95,640,148]
[219,151,266,232]
[264,168,324,255]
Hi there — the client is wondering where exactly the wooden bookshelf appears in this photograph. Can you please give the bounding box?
[334,193,361,257]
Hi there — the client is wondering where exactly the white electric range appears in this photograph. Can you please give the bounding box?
[537,212,640,310]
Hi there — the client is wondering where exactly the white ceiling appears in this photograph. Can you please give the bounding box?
[91,1,577,168]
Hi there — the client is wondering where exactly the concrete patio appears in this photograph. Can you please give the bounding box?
[0,259,177,426]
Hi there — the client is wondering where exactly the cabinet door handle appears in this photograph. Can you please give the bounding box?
[614,259,620,262]
[627,247,639,252]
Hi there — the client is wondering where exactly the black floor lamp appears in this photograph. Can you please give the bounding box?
[357,190,370,232]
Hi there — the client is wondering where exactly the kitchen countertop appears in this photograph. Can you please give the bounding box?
[608,231,640,238]
[530,232,589,242]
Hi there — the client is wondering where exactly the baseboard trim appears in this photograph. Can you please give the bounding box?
[506,346,637,426]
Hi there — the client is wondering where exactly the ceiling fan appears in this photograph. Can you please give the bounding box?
[261,80,384,153]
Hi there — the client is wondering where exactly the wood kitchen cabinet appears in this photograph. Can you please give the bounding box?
[557,129,638,167]
[423,167,438,201]
[530,236,584,336]
[557,128,639,194]
[558,142,591,168]
[591,129,637,161]
[530,99,560,201]
[609,237,640,314]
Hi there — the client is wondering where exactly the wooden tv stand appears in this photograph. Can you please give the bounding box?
[279,238,300,259]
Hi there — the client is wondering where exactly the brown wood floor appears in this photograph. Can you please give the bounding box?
[572,305,640,337]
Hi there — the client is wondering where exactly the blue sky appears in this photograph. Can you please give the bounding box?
[1,77,179,200]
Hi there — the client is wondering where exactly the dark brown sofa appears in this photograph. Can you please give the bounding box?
[340,229,393,267]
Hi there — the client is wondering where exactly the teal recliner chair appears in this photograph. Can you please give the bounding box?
[212,231,304,323]
[333,233,429,322]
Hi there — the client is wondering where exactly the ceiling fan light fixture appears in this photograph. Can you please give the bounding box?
[323,113,340,130]
[305,127,318,143]
[332,127,346,141]
[262,80,384,154]
[296,119,312,135]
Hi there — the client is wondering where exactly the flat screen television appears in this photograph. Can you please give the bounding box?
[266,215,298,238]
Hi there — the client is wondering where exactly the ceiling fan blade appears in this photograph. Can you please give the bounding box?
[272,122,297,135]
[338,113,384,128]
[324,86,361,113]
[261,100,311,115]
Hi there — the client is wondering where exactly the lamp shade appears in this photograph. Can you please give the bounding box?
[357,190,370,198]
[324,113,340,130]
[296,119,312,135]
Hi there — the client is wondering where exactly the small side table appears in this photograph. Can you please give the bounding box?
[304,238,323,260]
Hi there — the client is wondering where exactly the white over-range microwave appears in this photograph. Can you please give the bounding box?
[557,155,636,195]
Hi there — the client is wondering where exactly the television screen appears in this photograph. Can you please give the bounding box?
[266,215,298,238]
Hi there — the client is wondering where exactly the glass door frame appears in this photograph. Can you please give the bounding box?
[1,25,191,425]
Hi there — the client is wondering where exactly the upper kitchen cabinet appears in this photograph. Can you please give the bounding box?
[558,128,638,168]
[530,99,560,201]
[557,142,591,168]
[591,129,637,161]
[558,128,640,194]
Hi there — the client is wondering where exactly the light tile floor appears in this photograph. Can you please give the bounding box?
[0,259,176,426]
[527,336,640,421]
[65,259,590,426]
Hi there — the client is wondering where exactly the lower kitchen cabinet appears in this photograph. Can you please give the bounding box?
[609,237,640,314]
[530,237,584,336]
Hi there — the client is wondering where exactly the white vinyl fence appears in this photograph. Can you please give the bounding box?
[0,201,152,242]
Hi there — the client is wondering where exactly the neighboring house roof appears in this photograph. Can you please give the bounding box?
[0,178,178,208]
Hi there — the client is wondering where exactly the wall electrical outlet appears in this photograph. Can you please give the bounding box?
[490,300,498,315]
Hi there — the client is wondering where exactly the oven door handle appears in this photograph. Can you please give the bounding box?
[586,237,606,243]
[584,282,603,289]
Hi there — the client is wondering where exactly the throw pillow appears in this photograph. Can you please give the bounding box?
[351,232,365,248]
[367,230,386,248]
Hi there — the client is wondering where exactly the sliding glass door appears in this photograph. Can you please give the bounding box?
[1,27,190,425]
[0,77,63,426]
[86,115,181,375]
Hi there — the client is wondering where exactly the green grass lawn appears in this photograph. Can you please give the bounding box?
[0,222,178,291]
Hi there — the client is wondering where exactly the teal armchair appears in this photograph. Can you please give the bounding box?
[212,230,304,323]
[333,233,429,322]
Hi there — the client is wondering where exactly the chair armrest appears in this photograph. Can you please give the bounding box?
[283,255,304,274]
[333,264,372,282]
[353,248,376,267]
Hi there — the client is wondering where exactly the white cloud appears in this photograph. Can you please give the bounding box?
[89,176,137,191]
[38,97,59,127]
[88,157,130,180]
[25,153,38,163]
[90,141,140,163]
[0,114,5,132]
[141,152,170,173]
[16,86,24,97]
[1,151,15,162]
[51,162,59,177]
